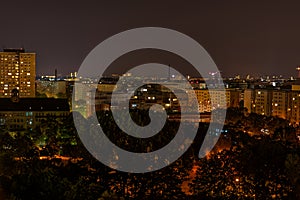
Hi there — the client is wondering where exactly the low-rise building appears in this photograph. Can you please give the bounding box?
[0,95,70,130]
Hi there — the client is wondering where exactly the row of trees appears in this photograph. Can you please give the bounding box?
[0,109,299,199]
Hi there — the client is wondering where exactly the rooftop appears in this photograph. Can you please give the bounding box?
[0,98,70,112]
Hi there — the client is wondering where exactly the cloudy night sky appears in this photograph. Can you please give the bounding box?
[1,0,300,78]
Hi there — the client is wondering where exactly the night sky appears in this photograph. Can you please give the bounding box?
[1,0,300,78]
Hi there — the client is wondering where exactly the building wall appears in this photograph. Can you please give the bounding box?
[0,50,35,97]
[253,90,272,116]
[194,89,241,113]
[0,111,69,130]
[272,90,288,119]
[287,92,300,123]
[244,89,253,113]
[244,88,300,124]
[74,82,97,102]
[194,89,211,112]
[89,84,184,114]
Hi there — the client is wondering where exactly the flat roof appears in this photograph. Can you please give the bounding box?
[0,98,70,112]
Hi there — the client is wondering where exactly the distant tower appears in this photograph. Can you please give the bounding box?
[168,64,171,81]
[297,67,300,78]
[55,69,57,81]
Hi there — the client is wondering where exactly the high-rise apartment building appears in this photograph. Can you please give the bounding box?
[0,48,35,98]
[194,89,242,113]
[244,88,300,124]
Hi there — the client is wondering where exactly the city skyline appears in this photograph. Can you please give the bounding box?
[0,1,300,77]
